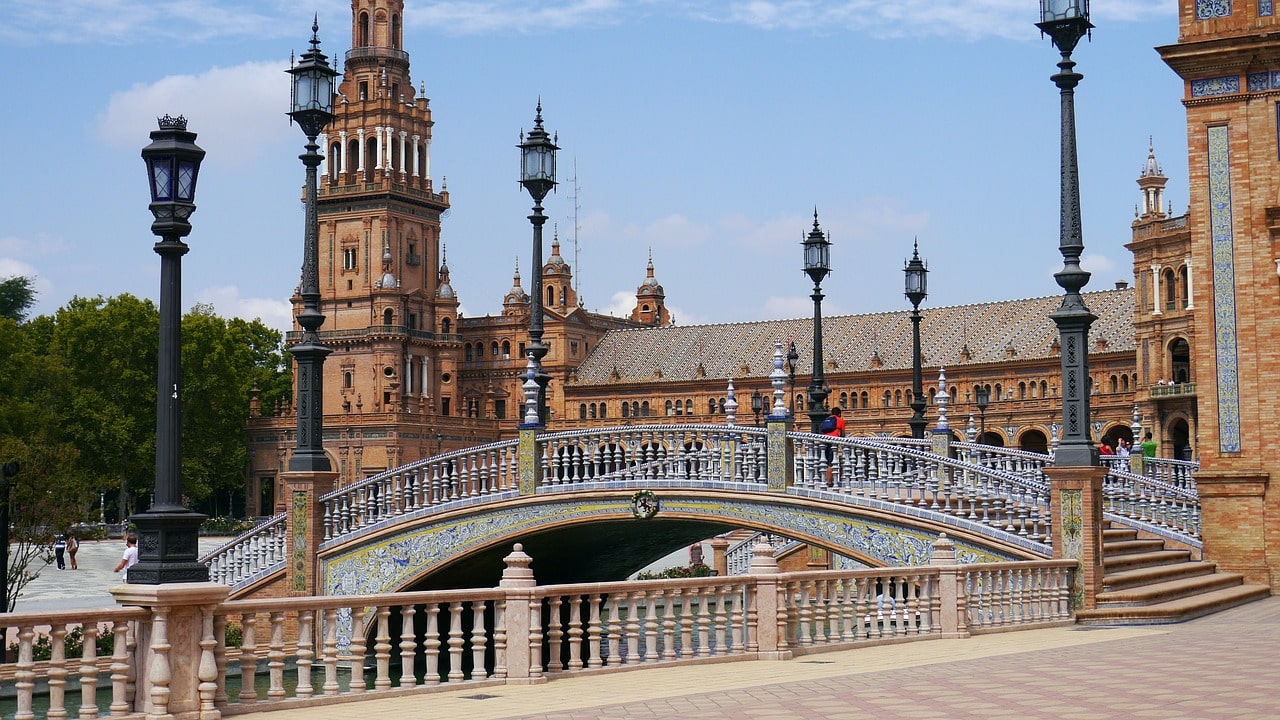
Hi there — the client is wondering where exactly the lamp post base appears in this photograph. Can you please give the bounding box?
[127,510,209,584]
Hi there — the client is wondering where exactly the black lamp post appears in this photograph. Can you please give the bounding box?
[1037,0,1098,467]
[904,240,928,440]
[133,114,208,584]
[286,19,338,473]
[518,102,558,425]
[802,211,832,434]
[786,342,798,414]
[975,385,990,445]
[750,390,763,427]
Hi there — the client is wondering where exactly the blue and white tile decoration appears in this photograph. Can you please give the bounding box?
[1206,124,1242,453]
[1192,76,1241,98]
[1196,0,1232,19]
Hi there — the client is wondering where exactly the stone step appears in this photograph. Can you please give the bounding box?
[1102,560,1218,591]
[1076,584,1273,626]
[1103,538,1167,556]
[1103,527,1139,542]
[1102,549,1192,574]
[1096,571,1247,607]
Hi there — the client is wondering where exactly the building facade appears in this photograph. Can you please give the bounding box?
[1157,0,1280,589]
[248,3,1226,583]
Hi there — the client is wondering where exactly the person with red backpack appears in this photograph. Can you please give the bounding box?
[820,407,845,486]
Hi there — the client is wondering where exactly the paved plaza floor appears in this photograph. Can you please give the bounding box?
[227,596,1280,720]
[13,538,228,612]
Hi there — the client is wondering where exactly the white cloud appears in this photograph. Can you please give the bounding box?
[0,0,331,45]
[709,0,1174,40]
[98,61,295,168]
[416,0,625,34]
[195,285,293,332]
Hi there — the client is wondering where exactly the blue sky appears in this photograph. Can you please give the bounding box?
[0,1,1185,334]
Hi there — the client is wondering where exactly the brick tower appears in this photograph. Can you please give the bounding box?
[246,0,469,511]
[1159,0,1280,590]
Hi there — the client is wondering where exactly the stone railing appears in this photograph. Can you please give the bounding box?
[202,513,287,587]
[1,538,1074,719]
[203,423,1202,589]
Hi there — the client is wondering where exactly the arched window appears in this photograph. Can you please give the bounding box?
[547,287,555,305]
[994,383,1004,400]
[708,399,717,414]
[1040,380,1048,398]
[391,13,401,49]
[622,403,630,418]
[839,392,848,407]
[894,389,902,406]
[599,403,607,419]
[366,137,377,172]
[383,308,394,325]
[860,391,869,409]
[343,371,353,389]
[491,341,499,357]
[1163,268,1177,310]
[359,11,370,45]
[1018,382,1027,400]
[1170,337,1191,384]
[882,390,892,407]
[579,404,587,420]
[328,142,340,177]
[464,343,473,361]
[441,318,451,334]
[1121,374,1130,392]
[348,139,360,170]
[685,399,693,415]
[1110,375,1119,393]
[1178,265,1190,308]
[502,340,511,358]
[718,398,726,413]
[589,404,597,419]
[641,401,650,417]
[666,400,674,416]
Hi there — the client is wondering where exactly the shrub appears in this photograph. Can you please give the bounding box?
[635,562,715,580]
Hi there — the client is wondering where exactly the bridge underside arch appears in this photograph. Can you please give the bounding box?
[320,489,1046,597]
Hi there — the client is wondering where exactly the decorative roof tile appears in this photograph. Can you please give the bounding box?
[570,288,1134,385]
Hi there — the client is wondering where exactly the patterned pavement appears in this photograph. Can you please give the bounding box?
[230,596,1280,720]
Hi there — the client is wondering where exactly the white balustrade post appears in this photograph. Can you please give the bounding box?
[929,534,968,638]
[747,543,791,660]
[499,544,546,685]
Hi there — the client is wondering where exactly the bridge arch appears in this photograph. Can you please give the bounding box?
[319,488,1043,597]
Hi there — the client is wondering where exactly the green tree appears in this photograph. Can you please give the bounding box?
[0,317,88,610]
[40,295,159,520]
[180,305,289,516]
[0,276,36,323]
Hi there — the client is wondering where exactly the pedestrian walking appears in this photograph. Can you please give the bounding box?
[66,533,79,570]
[53,534,67,570]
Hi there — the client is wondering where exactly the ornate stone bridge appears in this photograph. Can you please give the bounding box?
[205,421,1200,600]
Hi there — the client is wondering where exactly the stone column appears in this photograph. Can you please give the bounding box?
[747,543,791,660]
[111,583,229,720]
[498,544,546,685]
[709,536,730,577]
[280,468,339,596]
[517,425,541,495]
[1045,465,1107,610]
[765,413,793,492]
[928,534,968,638]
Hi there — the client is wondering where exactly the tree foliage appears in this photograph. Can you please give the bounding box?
[0,276,36,323]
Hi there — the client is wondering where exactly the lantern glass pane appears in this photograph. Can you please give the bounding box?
[318,74,334,113]
[1041,0,1084,21]
[804,242,820,269]
[151,160,173,202]
[177,161,197,201]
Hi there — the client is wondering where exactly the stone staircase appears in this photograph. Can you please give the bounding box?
[1075,523,1272,625]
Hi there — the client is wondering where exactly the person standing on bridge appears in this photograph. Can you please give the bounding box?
[820,406,845,486]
